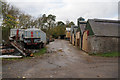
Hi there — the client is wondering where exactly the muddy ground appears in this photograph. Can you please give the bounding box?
[2,39,118,78]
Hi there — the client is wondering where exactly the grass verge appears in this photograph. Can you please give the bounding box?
[33,47,47,56]
[89,52,120,57]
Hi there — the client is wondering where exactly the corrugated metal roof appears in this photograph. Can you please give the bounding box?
[88,19,120,37]
[79,24,86,35]
[25,28,40,31]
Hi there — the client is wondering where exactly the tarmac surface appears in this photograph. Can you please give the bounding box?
[2,39,118,78]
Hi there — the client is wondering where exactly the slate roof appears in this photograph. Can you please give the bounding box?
[78,21,87,35]
[73,26,78,35]
[70,25,78,35]
[88,19,120,37]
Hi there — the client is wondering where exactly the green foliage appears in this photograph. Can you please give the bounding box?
[18,13,32,28]
[2,14,18,42]
[48,22,65,38]
[57,21,65,26]
[1,1,75,42]
[2,1,19,28]
[66,20,75,27]
[2,26,10,43]
[3,14,18,28]
[34,48,47,56]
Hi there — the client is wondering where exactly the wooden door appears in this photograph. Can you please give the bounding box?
[82,30,88,52]
[72,34,74,45]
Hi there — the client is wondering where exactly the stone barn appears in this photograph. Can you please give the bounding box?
[78,21,87,49]
[75,31,80,46]
[70,25,74,44]
[82,19,120,54]
[72,26,78,46]
[70,25,78,45]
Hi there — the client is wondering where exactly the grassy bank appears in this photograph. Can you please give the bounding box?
[90,52,120,57]
[33,47,47,56]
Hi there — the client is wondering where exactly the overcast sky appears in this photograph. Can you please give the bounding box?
[7,0,119,25]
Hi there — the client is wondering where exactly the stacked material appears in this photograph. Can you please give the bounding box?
[0,55,22,58]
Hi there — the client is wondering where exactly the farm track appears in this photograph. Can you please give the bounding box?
[2,39,118,78]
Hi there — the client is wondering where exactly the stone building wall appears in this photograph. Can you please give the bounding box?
[87,36,119,54]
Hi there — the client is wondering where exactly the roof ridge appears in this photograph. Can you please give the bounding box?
[88,19,118,23]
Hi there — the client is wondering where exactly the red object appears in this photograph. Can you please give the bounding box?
[16,29,19,40]
[87,30,89,36]
[35,43,37,45]
[27,42,37,45]
[31,38,33,44]
[17,29,19,35]
[31,31,33,37]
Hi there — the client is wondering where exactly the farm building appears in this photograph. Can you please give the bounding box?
[65,28,71,40]
[75,31,80,46]
[70,25,74,43]
[76,21,87,48]
[82,19,120,54]
[0,26,1,43]
[70,25,78,45]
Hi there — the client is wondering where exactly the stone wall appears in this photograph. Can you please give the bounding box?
[87,36,119,54]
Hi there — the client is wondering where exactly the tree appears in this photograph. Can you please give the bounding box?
[37,14,47,29]
[56,21,65,26]
[1,1,20,42]
[3,14,19,28]
[18,13,32,28]
[69,21,75,26]
[65,20,75,27]
[49,21,65,38]
[2,1,21,28]
[47,14,56,29]
[1,0,77,41]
